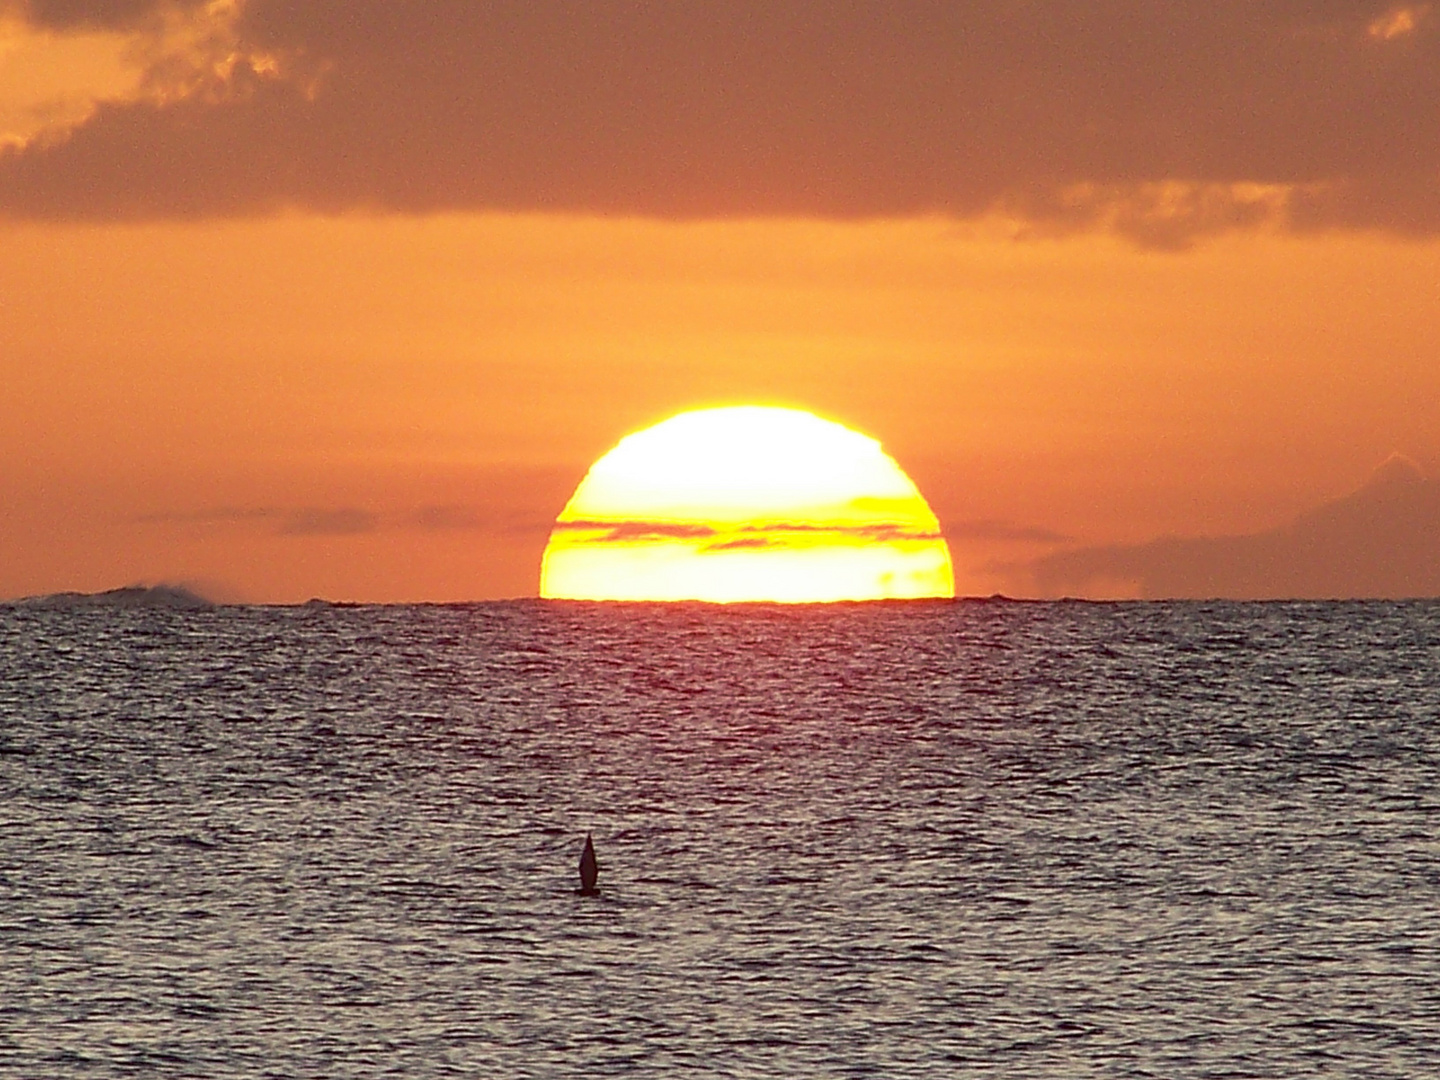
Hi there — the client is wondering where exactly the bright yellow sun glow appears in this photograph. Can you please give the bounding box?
[540,406,955,602]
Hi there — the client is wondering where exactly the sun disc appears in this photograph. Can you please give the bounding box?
[540,406,954,602]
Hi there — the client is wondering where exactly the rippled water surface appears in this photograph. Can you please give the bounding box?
[3,600,1439,1077]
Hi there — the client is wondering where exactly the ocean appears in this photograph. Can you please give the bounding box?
[2,599,1438,1078]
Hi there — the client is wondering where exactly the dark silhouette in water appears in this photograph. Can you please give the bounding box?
[578,834,599,895]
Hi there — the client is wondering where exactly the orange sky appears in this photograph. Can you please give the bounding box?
[2,3,1439,601]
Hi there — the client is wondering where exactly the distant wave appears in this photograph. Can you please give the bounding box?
[13,585,213,610]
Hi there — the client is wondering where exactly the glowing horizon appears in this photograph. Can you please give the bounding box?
[539,406,955,603]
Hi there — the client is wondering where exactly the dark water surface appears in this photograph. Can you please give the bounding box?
[2,600,1439,1077]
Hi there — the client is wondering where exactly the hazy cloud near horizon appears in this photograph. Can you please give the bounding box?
[1032,455,1440,599]
[5,1,1440,242]
[137,503,558,538]
[941,519,1072,544]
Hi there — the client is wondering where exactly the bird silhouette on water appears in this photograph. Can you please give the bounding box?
[578,833,599,895]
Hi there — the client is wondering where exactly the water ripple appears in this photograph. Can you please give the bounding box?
[1,600,1438,1077]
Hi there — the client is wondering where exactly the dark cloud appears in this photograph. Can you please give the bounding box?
[556,519,945,545]
[136,504,379,536]
[855,524,944,542]
[4,2,1440,239]
[704,537,776,552]
[407,505,484,531]
[137,496,560,538]
[556,520,718,542]
[737,522,943,541]
[1032,454,1440,599]
[277,508,378,536]
[407,504,556,536]
[941,519,1071,544]
[135,506,277,524]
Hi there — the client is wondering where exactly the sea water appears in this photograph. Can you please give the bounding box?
[2,600,1438,1078]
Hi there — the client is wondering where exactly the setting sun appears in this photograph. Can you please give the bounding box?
[539,406,954,603]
